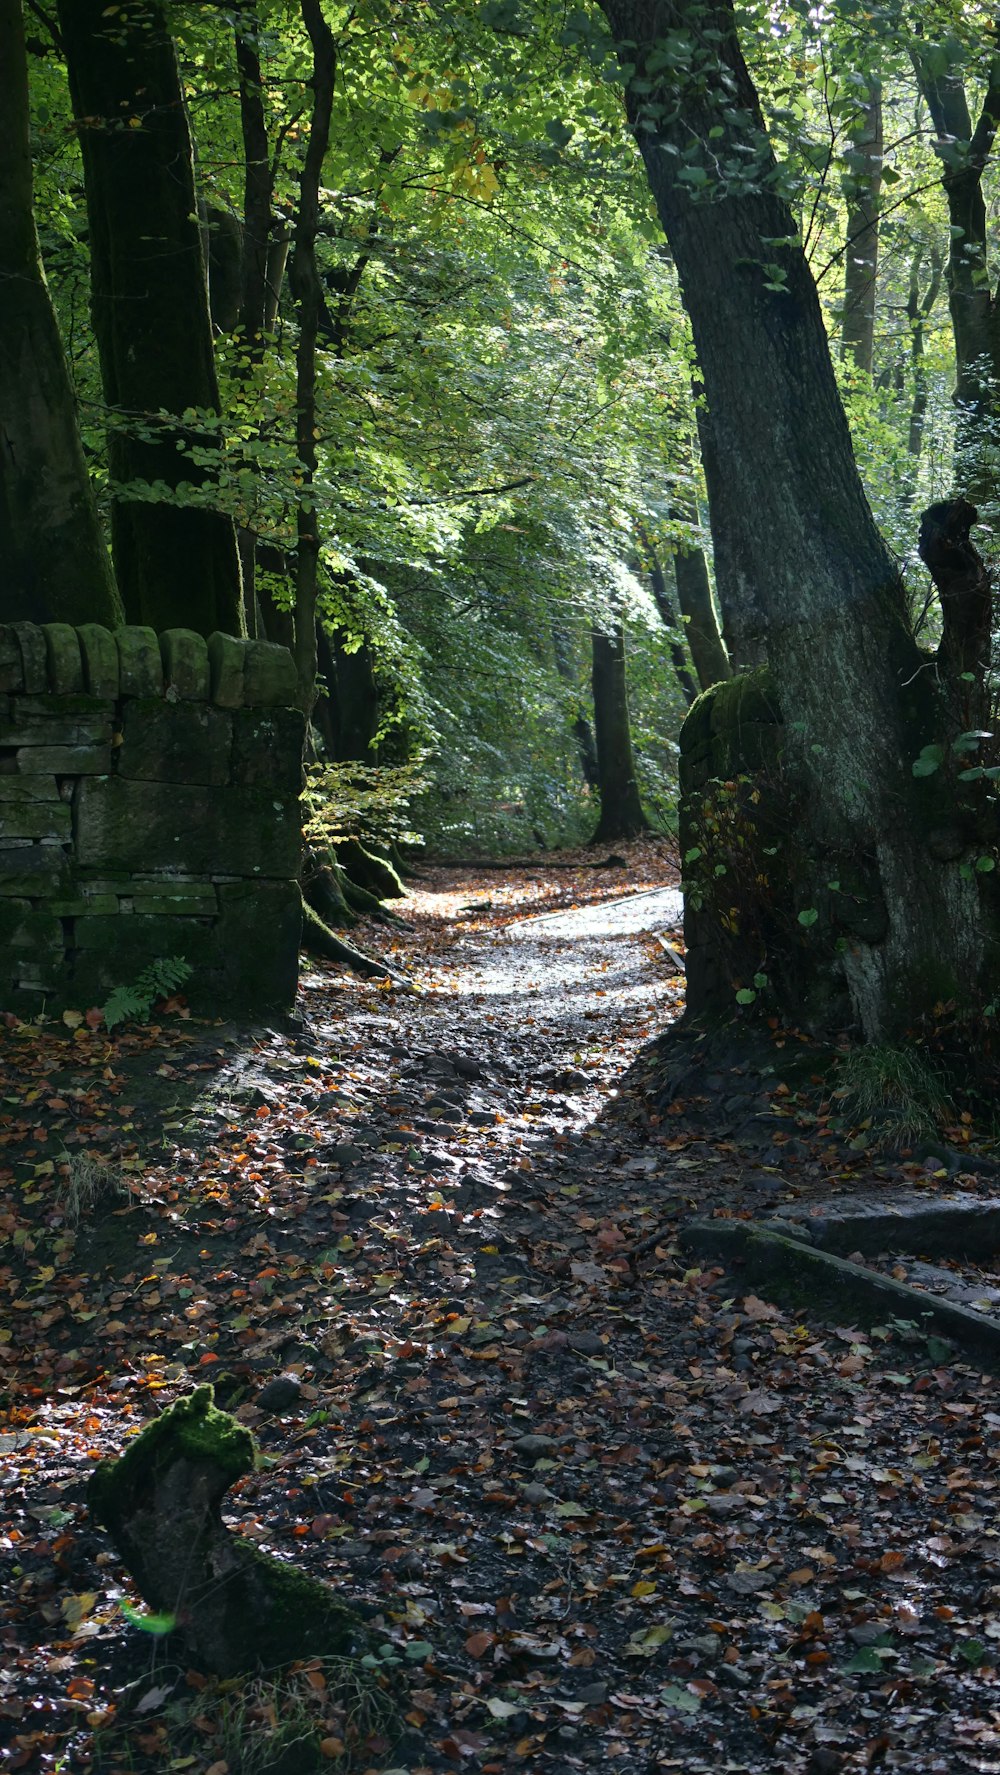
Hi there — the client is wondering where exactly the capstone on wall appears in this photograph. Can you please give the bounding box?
[0,623,304,1016]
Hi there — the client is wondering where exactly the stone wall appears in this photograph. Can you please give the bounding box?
[0,623,305,1017]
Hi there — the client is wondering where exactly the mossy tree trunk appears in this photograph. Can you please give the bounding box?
[56,0,243,636]
[602,0,997,1039]
[590,622,650,843]
[0,2,120,628]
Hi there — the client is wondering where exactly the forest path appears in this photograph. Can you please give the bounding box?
[4,842,1000,1775]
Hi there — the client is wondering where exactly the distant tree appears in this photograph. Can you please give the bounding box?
[590,622,650,843]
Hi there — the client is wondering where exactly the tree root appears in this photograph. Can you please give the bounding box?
[301,899,414,988]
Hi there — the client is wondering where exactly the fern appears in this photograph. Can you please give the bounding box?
[101,956,193,1031]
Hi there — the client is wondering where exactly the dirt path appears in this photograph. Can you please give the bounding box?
[3,849,1000,1775]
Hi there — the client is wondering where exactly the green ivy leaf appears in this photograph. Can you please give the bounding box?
[735,987,756,1004]
[798,908,819,927]
[912,744,945,778]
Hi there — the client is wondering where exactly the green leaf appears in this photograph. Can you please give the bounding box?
[842,1645,887,1673]
[404,1640,434,1660]
[797,908,819,927]
[659,1682,701,1712]
[544,119,574,148]
[684,846,702,863]
[976,856,996,872]
[120,1602,177,1635]
[912,744,945,778]
[735,988,756,1005]
[958,1637,985,1666]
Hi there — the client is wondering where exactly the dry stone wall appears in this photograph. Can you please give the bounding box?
[0,623,304,1016]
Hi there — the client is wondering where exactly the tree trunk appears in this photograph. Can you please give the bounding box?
[289,0,336,715]
[600,0,992,1038]
[666,539,730,693]
[902,246,943,509]
[840,79,882,375]
[552,626,601,784]
[590,622,650,843]
[0,2,120,627]
[911,48,1000,494]
[645,558,698,703]
[56,0,243,635]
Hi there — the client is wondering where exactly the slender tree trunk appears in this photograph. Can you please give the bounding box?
[235,16,273,355]
[56,0,243,635]
[912,50,1000,494]
[840,79,882,375]
[902,246,943,510]
[590,623,650,843]
[289,0,336,714]
[0,2,120,627]
[552,626,601,785]
[644,558,698,703]
[600,0,991,1038]
[670,543,730,692]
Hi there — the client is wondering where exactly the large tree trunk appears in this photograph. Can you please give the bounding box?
[0,2,120,627]
[56,0,243,635]
[840,78,882,375]
[590,622,650,843]
[600,0,992,1038]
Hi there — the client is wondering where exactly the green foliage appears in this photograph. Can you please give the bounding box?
[101,957,193,1032]
[302,759,428,849]
[833,1045,949,1150]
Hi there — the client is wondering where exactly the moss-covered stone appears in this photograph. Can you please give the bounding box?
[14,623,47,695]
[117,698,232,786]
[76,778,300,877]
[0,628,24,694]
[242,640,299,708]
[89,1386,367,1676]
[0,800,71,841]
[207,631,245,708]
[0,776,60,802]
[116,627,163,698]
[230,707,305,790]
[161,629,210,701]
[42,624,84,695]
[77,624,121,698]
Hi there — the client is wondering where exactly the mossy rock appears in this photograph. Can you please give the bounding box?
[89,1386,368,1676]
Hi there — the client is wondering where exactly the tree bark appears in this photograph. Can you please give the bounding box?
[840,79,882,375]
[0,2,120,627]
[911,46,1000,492]
[645,557,698,703]
[590,622,650,842]
[902,245,943,508]
[552,626,601,784]
[600,0,990,1038]
[56,0,243,635]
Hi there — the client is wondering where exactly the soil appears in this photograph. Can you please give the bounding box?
[4,841,1000,1775]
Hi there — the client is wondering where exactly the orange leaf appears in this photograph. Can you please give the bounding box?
[464,1630,495,1658]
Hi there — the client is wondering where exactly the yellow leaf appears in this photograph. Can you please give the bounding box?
[631,1580,657,1597]
[62,1592,98,1628]
[62,1009,84,1029]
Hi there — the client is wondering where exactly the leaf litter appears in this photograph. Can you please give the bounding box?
[2,841,1000,1774]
